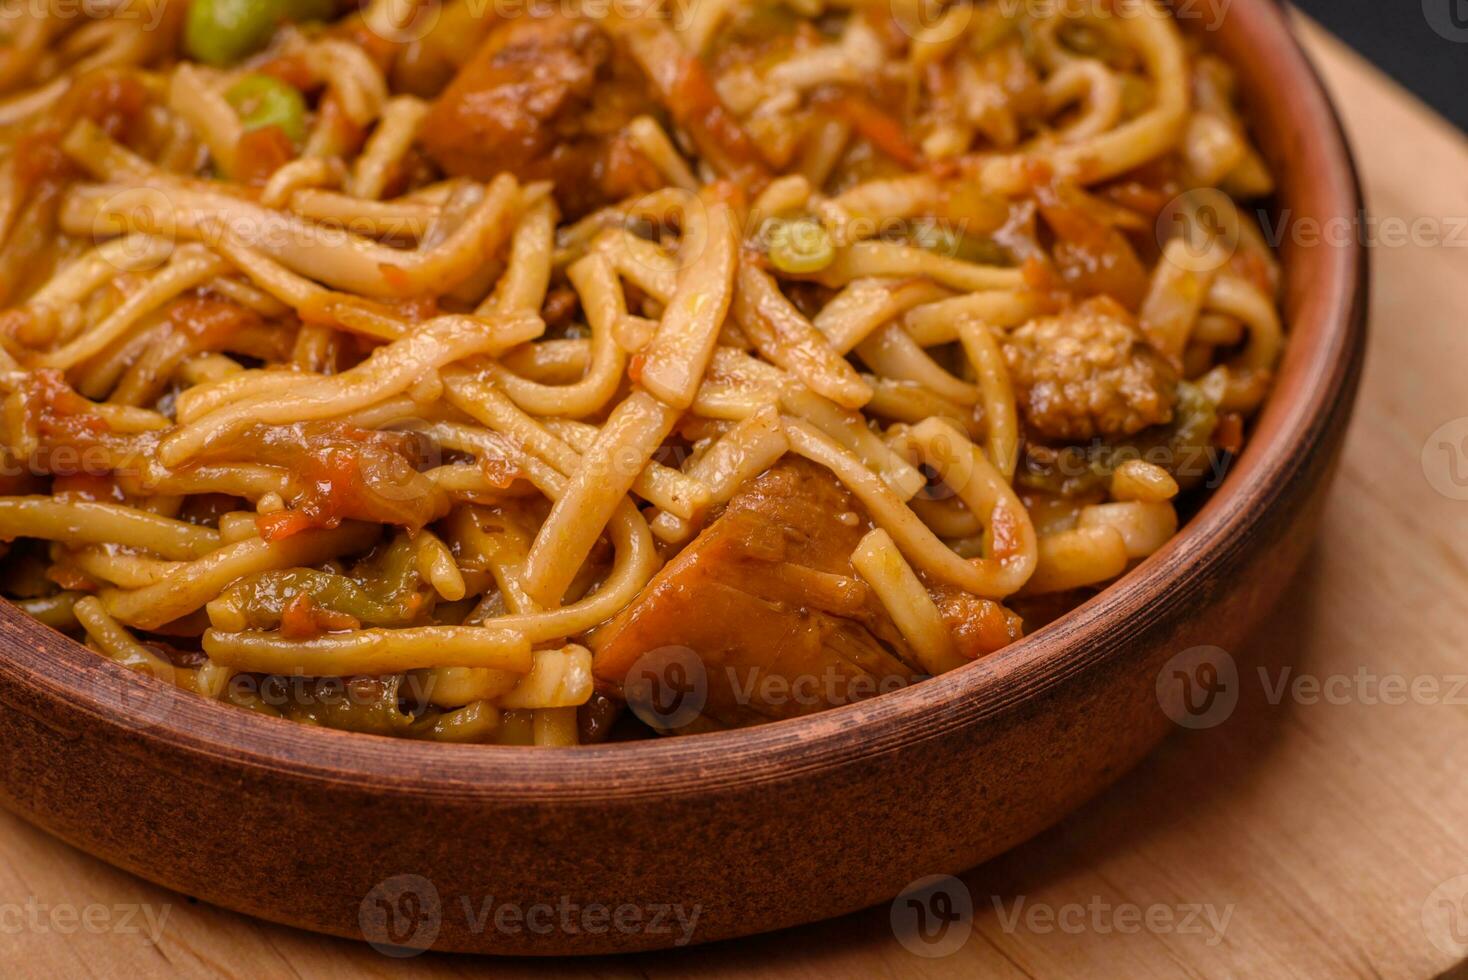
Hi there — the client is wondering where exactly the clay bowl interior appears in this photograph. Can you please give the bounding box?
[0,0,1366,957]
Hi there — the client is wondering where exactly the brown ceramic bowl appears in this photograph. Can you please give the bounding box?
[0,0,1365,956]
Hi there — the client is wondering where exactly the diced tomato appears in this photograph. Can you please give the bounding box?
[234,125,296,186]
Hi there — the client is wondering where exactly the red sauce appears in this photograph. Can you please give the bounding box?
[51,471,124,502]
[168,296,263,345]
[821,93,921,170]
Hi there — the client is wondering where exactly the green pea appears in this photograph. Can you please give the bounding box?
[766,218,835,275]
[184,0,335,67]
[184,0,282,67]
[226,74,308,145]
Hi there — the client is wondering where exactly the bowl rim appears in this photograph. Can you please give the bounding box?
[0,0,1368,802]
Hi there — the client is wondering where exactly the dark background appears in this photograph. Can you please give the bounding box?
[1293,0,1467,131]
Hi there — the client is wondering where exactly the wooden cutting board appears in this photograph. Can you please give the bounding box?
[3,16,1466,979]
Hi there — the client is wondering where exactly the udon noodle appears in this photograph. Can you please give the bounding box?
[0,0,1282,743]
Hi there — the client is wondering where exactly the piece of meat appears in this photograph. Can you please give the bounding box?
[418,14,660,217]
[1002,296,1178,442]
[591,458,1020,730]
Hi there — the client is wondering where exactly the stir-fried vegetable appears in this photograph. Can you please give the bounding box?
[207,535,432,633]
[766,218,835,275]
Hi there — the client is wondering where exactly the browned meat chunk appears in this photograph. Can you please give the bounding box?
[1002,297,1178,442]
[418,14,660,217]
[591,458,1021,730]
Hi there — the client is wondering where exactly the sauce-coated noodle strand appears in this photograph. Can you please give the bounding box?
[850,529,966,676]
[160,313,542,465]
[1022,526,1130,595]
[784,417,1035,598]
[522,390,680,606]
[101,523,380,630]
[635,190,739,408]
[0,498,220,559]
[203,625,533,675]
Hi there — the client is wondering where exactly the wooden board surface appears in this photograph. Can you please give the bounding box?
[4,16,1467,979]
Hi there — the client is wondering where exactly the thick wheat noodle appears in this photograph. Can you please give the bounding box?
[349,96,428,200]
[478,194,557,315]
[850,528,966,676]
[969,1,1188,193]
[479,253,625,416]
[206,275,291,317]
[160,313,542,465]
[590,229,679,302]
[827,174,946,224]
[0,497,220,559]
[442,372,709,519]
[1077,501,1178,559]
[114,463,292,503]
[635,194,739,408]
[20,236,175,341]
[260,158,343,208]
[100,522,381,629]
[1022,525,1130,595]
[956,321,1020,478]
[203,624,533,675]
[1042,59,1124,142]
[627,116,699,191]
[1205,274,1282,370]
[285,187,436,232]
[175,369,324,424]
[901,290,1047,346]
[812,242,1026,293]
[814,278,953,353]
[77,597,170,684]
[65,546,185,589]
[733,261,872,408]
[649,404,789,542]
[779,384,926,500]
[856,324,981,405]
[40,246,230,369]
[862,377,981,437]
[521,390,679,606]
[69,173,521,298]
[168,65,240,173]
[539,418,711,518]
[784,418,1035,598]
